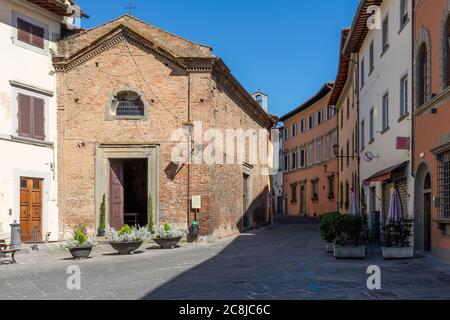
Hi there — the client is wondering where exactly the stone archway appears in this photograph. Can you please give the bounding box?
[414,162,432,251]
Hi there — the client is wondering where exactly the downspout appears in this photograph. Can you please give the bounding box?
[411,0,416,179]
[187,74,192,230]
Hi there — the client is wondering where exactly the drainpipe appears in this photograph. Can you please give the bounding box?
[187,74,192,230]
[411,0,416,179]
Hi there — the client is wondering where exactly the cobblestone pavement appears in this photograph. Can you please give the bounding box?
[1,217,450,300]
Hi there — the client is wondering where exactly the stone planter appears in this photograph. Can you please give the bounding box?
[69,247,93,259]
[154,237,182,249]
[382,246,414,260]
[109,241,143,255]
[334,245,366,259]
[325,242,335,253]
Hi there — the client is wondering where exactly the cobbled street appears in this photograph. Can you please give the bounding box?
[1,217,450,300]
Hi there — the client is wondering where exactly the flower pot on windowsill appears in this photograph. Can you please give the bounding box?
[334,245,366,259]
[327,194,334,200]
[382,246,414,260]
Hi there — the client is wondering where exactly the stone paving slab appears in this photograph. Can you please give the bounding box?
[0,220,449,300]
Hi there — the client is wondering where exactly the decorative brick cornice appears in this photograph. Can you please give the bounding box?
[53,27,214,73]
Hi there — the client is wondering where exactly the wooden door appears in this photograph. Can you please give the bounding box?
[20,177,42,242]
[110,161,124,230]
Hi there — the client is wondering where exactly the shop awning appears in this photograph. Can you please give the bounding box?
[363,161,409,187]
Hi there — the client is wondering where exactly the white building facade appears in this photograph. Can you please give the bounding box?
[355,0,413,240]
[0,0,78,242]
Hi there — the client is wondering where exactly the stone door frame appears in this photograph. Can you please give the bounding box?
[95,144,160,231]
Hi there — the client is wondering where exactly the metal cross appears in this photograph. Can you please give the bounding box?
[125,1,136,15]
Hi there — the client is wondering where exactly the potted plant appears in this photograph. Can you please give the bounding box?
[97,194,106,237]
[320,213,340,253]
[106,224,152,255]
[153,223,187,249]
[334,214,366,259]
[382,217,414,259]
[63,225,96,259]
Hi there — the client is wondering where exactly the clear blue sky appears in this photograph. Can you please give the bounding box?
[76,0,359,117]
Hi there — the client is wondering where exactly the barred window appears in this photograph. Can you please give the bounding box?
[438,150,450,218]
[112,91,145,117]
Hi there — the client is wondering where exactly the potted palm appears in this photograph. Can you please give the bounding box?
[334,214,366,259]
[153,223,187,249]
[63,225,96,259]
[382,217,414,259]
[106,225,152,255]
[320,213,340,253]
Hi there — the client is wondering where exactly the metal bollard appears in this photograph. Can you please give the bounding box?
[31,225,39,251]
[9,221,21,250]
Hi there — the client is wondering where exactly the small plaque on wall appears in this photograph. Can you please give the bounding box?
[191,196,201,210]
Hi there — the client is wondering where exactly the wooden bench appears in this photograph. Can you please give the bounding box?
[0,243,17,264]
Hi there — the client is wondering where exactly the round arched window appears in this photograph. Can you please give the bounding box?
[112,90,145,117]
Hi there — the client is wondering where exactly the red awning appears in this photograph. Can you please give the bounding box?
[363,161,409,187]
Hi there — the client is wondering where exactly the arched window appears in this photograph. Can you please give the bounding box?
[445,18,450,87]
[418,43,428,106]
[112,90,145,117]
[424,173,431,191]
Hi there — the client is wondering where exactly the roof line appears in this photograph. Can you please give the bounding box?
[280,82,334,122]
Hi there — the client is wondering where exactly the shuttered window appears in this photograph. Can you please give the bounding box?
[18,93,45,140]
[17,18,45,49]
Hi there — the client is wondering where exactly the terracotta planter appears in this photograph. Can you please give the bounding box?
[382,246,414,260]
[334,245,366,259]
[69,247,93,259]
[154,237,182,249]
[109,241,143,255]
[325,242,335,253]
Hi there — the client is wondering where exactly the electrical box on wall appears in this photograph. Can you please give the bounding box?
[191,196,201,210]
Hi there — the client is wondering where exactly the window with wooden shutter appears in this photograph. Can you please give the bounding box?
[18,94,31,138]
[18,93,45,140]
[17,18,32,44]
[31,24,45,49]
[33,98,45,139]
[16,18,45,49]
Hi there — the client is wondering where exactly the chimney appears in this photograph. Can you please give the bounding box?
[251,92,268,113]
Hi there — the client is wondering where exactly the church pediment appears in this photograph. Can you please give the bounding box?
[54,15,215,72]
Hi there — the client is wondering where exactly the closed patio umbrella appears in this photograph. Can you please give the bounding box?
[349,191,360,215]
[387,187,402,223]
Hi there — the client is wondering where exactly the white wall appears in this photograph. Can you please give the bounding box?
[0,0,61,241]
[358,0,414,220]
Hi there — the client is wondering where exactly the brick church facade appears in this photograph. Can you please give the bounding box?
[53,15,276,240]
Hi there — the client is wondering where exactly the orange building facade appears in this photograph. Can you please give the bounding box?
[413,0,450,260]
[281,83,338,217]
[329,29,360,215]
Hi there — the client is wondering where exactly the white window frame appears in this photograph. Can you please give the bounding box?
[11,10,50,55]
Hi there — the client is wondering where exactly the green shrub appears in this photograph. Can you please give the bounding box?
[335,214,365,246]
[119,224,133,236]
[73,226,88,246]
[383,217,413,247]
[98,194,106,232]
[319,212,341,243]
